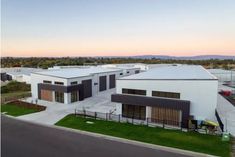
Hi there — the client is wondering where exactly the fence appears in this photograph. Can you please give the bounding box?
[75,109,183,130]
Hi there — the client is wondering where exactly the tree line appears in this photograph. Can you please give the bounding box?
[1,57,235,70]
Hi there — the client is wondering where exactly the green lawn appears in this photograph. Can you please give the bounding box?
[56,115,231,157]
[1,103,39,116]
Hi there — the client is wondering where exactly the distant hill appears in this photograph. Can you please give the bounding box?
[128,55,235,60]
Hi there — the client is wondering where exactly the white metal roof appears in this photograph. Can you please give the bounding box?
[1,68,44,76]
[33,67,122,79]
[119,65,217,80]
[207,69,235,74]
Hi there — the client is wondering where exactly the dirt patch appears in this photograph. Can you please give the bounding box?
[5,100,46,111]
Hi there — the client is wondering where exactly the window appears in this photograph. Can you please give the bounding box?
[135,70,140,74]
[43,80,52,84]
[122,88,146,96]
[122,104,146,120]
[55,81,64,85]
[120,73,123,75]
[71,91,78,102]
[55,91,64,103]
[71,81,77,85]
[152,91,180,99]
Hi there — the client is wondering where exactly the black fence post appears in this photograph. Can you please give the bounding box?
[106,113,108,121]
[147,118,149,126]
[118,114,120,123]
[163,120,165,128]
[84,110,86,118]
[95,112,97,120]
[75,109,76,116]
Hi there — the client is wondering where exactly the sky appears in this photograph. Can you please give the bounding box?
[1,0,235,57]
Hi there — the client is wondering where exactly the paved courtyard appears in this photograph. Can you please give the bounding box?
[17,89,117,125]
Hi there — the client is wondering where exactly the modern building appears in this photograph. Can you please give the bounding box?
[111,65,218,128]
[31,66,140,104]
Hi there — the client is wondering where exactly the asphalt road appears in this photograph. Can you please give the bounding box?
[1,116,190,157]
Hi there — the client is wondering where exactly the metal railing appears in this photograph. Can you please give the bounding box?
[75,109,183,130]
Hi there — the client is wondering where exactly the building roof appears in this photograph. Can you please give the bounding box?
[33,67,123,79]
[1,68,44,76]
[207,69,235,74]
[119,65,217,80]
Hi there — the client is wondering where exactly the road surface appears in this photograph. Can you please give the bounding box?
[1,115,191,157]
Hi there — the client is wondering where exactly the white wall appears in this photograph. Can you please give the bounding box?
[116,79,218,121]
[22,75,31,84]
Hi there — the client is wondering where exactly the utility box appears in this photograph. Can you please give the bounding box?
[222,132,230,141]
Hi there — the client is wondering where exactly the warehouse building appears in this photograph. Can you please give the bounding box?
[111,65,218,128]
[31,66,140,104]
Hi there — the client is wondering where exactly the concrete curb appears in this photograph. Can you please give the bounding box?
[3,115,217,157]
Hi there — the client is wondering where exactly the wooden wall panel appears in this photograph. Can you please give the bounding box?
[151,107,180,126]
[41,89,53,101]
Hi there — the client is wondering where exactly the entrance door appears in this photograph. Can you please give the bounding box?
[151,107,181,126]
[71,91,79,103]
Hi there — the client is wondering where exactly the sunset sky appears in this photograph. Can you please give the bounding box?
[2,0,235,57]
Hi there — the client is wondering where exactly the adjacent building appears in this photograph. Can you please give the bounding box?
[1,68,44,84]
[111,65,218,128]
[31,67,140,104]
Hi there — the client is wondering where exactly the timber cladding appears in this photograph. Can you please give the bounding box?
[151,107,181,126]
[41,89,53,101]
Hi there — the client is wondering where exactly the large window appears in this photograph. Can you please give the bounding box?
[71,91,78,103]
[152,91,180,99]
[55,91,64,103]
[122,88,146,96]
[122,104,146,120]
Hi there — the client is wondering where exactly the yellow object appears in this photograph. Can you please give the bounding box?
[204,120,219,126]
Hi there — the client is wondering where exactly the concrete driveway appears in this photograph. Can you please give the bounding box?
[17,89,117,125]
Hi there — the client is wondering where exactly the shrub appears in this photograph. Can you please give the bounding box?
[1,81,31,93]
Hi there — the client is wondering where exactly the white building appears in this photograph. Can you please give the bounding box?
[111,65,218,128]
[1,67,44,84]
[31,66,140,104]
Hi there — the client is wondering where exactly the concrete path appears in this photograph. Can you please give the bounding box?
[17,89,117,125]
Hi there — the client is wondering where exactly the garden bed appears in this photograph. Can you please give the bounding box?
[1,100,46,116]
